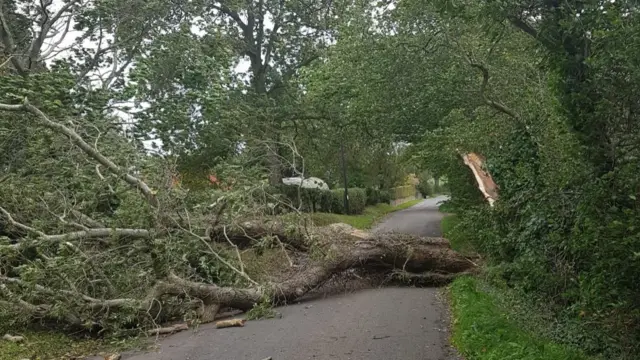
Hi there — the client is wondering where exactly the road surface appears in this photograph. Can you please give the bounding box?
[373,195,449,236]
[121,195,458,360]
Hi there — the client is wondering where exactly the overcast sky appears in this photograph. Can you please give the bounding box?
[40,0,264,152]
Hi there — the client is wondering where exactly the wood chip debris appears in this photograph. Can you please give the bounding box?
[147,323,189,336]
[215,318,246,328]
[2,334,24,342]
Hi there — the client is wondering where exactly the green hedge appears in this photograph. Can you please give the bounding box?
[365,187,390,205]
[416,181,434,197]
[390,185,416,200]
[280,186,368,214]
[278,186,325,212]
[321,188,366,214]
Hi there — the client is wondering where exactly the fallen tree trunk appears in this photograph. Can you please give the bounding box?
[153,225,475,311]
[1,223,476,330]
[210,219,451,252]
[210,219,309,250]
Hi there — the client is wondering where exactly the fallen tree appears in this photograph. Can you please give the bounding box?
[0,100,476,334]
[1,218,476,331]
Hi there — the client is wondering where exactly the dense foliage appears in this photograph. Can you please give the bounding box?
[330,0,638,357]
[0,0,418,337]
[299,0,640,357]
[2,0,638,358]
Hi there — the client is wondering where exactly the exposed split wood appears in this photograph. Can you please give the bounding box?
[461,152,498,207]
[215,318,246,328]
[147,323,189,336]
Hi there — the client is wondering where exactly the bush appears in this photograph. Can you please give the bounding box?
[390,185,416,200]
[280,186,372,215]
[416,181,434,197]
[319,188,367,214]
[366,187,388,205]
[278,185,325,212]
[346,188,366,214]
[379,189,391,203]
[319,189,342,213]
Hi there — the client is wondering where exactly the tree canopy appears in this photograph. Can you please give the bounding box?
[1,0,640,358]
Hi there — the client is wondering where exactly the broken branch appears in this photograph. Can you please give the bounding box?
[0,99,159,207]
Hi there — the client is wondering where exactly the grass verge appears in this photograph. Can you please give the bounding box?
[309,199,422,229]
[0,330,142,360]
[444,204,596,360]
[449,277,594,360]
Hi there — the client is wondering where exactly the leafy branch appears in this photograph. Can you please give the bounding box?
[0,99,159,208]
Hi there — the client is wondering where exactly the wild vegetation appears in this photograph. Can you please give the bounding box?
[0,0,638,359]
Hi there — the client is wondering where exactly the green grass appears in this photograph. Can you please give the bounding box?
[440,213,459,238]
[310,199,423,229]
[449,277,595,360]
[0,330,142,360]
[444,205,598,360]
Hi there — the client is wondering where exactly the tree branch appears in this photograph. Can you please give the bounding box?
[509,16,538,39]
[0,206,46,237]
[70,210,105,228]
[211,3,248,31]
[101,46,137,90]
[173,217,258,286]
[508,16,556,50]
[42,228,151,242]
[268,53,320,95]
[3,228,150,250]
[0,0,26,74]
[263,22,280,69]
[75,26,148,87]
[0,100,159,207]
[49,0,81,27]
[255,0,264,51]
[1,204,149,249]
[468,62,520,120]
[26,0,54,69]
[39,14,73,60]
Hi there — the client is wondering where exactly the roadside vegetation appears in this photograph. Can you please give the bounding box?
[310,199,423,229]
[1,0,638,359]
[443,208,598,360]
[449,277,594,360]
[0,332,141,360]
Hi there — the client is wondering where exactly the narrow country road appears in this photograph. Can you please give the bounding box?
[373,195,449,236]
[121,195,457,360]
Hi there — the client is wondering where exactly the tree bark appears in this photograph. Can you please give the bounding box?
[1,222,476,330]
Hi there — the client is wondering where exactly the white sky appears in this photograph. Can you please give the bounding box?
[39,0,263,152]
[36,0,393,153]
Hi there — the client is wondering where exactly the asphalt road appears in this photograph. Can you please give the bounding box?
[122,196,458,360]
[372,195,449,236]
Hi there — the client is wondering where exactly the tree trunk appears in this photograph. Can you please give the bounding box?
[158,228,474,311]
[3,222,476,331]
